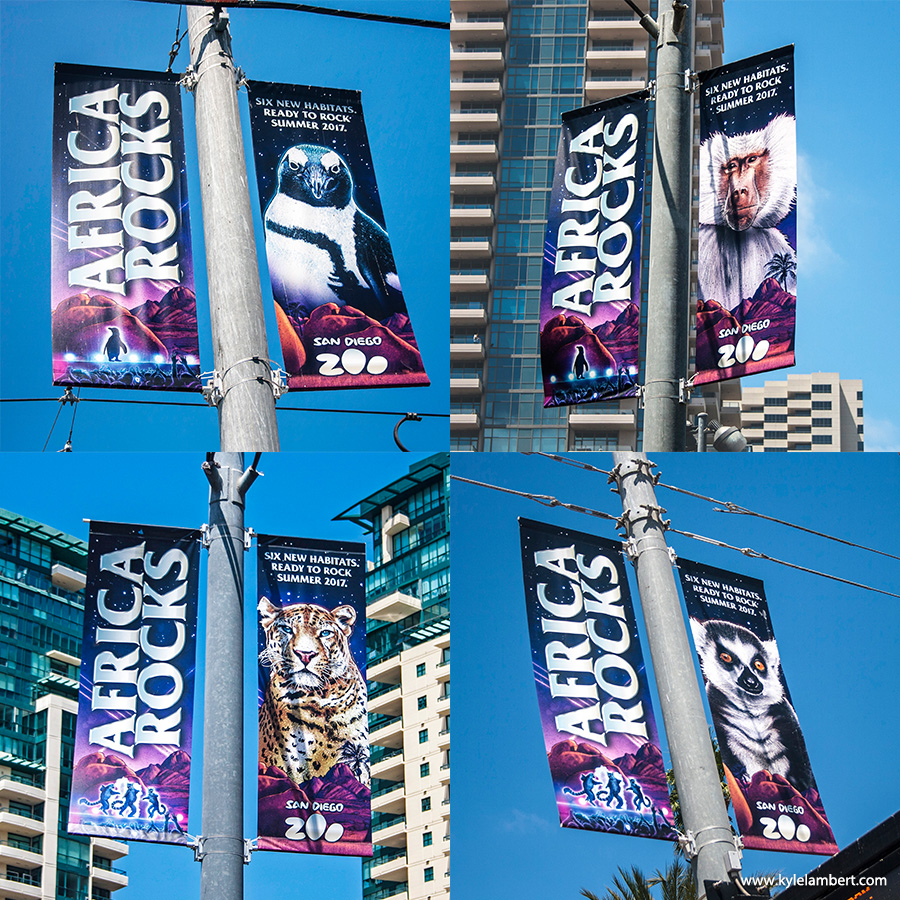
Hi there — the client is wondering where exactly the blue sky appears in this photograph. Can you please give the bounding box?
[0,449,436,899]
[722,1,900,450]
[0,0,449,452]
[451,451,900,897]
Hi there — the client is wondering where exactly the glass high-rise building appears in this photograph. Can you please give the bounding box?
[450,0,738,452]
[334,453,450,900]
[0,509,128,900]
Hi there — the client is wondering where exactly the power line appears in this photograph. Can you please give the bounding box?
[452,475,900,601]
[1,396,448,418]
[132,0,449,30]
[529,451,900,562]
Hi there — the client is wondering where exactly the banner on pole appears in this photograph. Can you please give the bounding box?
[256,534,371,856]
[677,558,837,855]
[519,519,677,841]
[52,63,201,391]
[69,521,200,844]
[247,82,429,392]
[695,46,796,385]
[539,92,649,409]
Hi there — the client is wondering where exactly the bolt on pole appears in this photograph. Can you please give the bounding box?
[611,452,736,898]
[200,452,258,900]
[187,7,280,452]
[641,1,694,452]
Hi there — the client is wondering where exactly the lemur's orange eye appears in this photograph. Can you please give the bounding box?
[719,652,733,664]
[754,659,766,672]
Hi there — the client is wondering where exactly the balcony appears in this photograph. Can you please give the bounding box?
[450,109,501,134]
[450,376,482,396]
[371,748,404,783]
[369,685,403,718]
[92,836,129,860]
[450,412,480,429]
[450,238,491,261]
[370,848,408,883]
[450,18,506,43]
[369,713,403,749]
[450,140,498,164]
[568,409,636,429]
[584,77,646,101]
[368,589,422,624]
[586,48,647,67]
[449,339,484,363]
[372,813,407,848]
[91,861,128,891]
[587,18,647,40]
[0,841,42,867]
[450,172,497,194]
[452,0,508,10]
[383,512,410,537]
[371,782,405,816]
[0,807,44,837]
[450,307,487,328]
[368,654,401,686]
[450,78,502,102]
[0,776,45,805]
[450,48,504,72]
[450,272,490,293]
[450,206,494,228]
[0,871,41,900]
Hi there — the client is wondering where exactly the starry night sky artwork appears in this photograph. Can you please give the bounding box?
[247,82,429,392]
[677,557,838,856]
[695,46,798,385]
[519,518,677,843]
[51,63,201,392]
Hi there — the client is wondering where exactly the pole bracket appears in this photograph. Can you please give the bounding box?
[179,64,198,93]
[202,359,288,408]
[607,457,659,495]
[244,527,255,551]
[200,523,211,549]
[244,838,256,864]
[680,377,692,404]
[615,503,670,536]
[684,68,699,93]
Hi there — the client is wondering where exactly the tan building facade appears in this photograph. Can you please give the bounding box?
[740,373,865,451]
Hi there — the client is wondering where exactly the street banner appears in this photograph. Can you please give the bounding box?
[540,92,649,408]
[519,519,677,841]
[69,521,200,844]
[695,46,796,384]
[677,558,837,855]
[247,81,429,392]
[52,63,201,391]
[256,534,371,856]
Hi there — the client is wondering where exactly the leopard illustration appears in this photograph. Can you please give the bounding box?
[258,597,369,786]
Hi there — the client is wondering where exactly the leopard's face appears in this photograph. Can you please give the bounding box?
[258,600,357,691]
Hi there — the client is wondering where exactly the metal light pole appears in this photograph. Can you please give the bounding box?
[638,0,695,451]
[187,6,280,451]
[199,452,260,900]
[611,452,737,898]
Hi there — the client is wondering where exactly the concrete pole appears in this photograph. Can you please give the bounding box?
[199,452,259,900]
[611,452,736,898]
[641,1,694,452]
[187,7,280,451]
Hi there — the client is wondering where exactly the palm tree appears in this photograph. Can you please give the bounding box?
[764,252,797,291]
[581,860,695,900]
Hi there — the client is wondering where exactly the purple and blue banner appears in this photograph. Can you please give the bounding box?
[52,63,200,391]
[69,521,199,844]
[247,81,429,392]
[540,92,649,408]
[519,519,676,841]
[677,558,837,855]
[256,534,371,856]
[695,45,796,384]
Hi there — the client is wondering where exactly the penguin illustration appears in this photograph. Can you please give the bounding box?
[263,144,404,321]
[104,327,127,361]
[572,345,588,380]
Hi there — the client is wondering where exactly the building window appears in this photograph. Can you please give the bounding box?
[857,407,863,417]
[812,435,833,444]
[424,867,434,883]
[858,441,865,451]
[812,383,832,393]
[812,400,832,410]
[419,729,428,744]
[420,762,430,778]
[421,796,431,812]
[423,832,433,847]
[416,663,426,677]
[763,431,787,440]
[764,414,788,423]
[417,696,427,711]
[812,418,832,428]
[857,391,863,400]
[764,397,788,406]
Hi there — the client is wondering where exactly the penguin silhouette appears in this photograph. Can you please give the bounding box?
[573,345,588,380]
[104,327,127,362]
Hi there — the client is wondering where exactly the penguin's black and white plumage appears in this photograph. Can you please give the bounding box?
[264,144,404,321]
[104,327,127,361]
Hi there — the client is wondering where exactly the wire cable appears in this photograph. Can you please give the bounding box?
[1,397,447,418]
[453,475,900,601]
[529,451,900,562]
[41,402,65,453]
[131,0,449,30]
